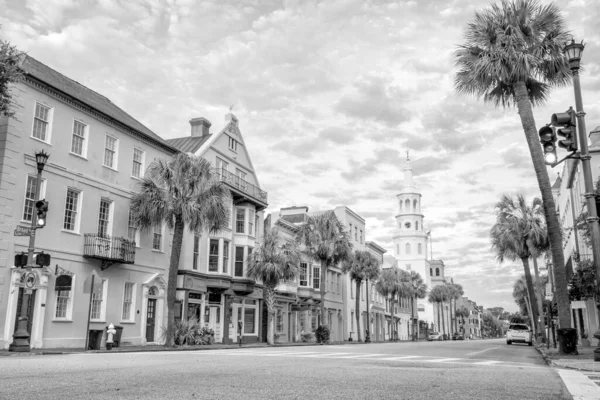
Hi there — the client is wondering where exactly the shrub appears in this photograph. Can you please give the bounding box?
[315,325,330,344]
[194,327,215,345]
[300,332,314,342]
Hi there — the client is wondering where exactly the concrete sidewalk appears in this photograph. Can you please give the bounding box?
[0,338,418,357]
[536,342,600,372]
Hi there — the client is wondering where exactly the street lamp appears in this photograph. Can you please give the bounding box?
[9,150,50,352]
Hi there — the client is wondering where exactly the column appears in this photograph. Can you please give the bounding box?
[223,294,230,344]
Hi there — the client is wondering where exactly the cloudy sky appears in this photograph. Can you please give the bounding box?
[2,0,599,312]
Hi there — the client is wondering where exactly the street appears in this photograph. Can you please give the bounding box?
[0,339,578,400]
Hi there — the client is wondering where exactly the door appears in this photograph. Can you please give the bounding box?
[146,298,156,342]
[14,288,36,335]
[208,306,221,341]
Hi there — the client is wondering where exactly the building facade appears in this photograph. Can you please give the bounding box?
[167,113,268,344]
[1,56,177,349]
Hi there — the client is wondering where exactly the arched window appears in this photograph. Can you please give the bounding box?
[405,243,410,254]
[415,221,419,230]
[430,268,433,276]
[435,268,440,277]
[413,199,417,211]
[418,243,422,255]
[397,244,400,255]
[405,199,410,210]
[399,201,403,211]
[148,286,158,296]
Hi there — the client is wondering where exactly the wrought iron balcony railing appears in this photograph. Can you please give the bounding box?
[217,168,268,204]
[83,234,136,268]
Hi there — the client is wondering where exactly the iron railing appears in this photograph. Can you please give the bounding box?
[83,234,135,264]
[217,168,268,203]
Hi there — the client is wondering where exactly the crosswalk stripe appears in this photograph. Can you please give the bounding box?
[473,360,502,365]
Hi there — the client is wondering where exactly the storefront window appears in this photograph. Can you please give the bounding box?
[244,308,255,334]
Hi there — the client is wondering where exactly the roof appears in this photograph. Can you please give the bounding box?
[166,135,212,154]
[280,214,307,225]
[20,56,177,153]
[365,241,387,255]
[552,174,562,189]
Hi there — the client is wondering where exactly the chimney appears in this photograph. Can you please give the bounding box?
[189,117,211,137]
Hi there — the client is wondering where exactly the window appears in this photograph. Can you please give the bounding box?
[91,280,107,321]
[255,214,259,237]
[104,135,118,169]
[236,208,245,233]
[430,268,433,276]
[54,275,75,320]
[193,235,200,270]
[351,280,354,298]
[276,309,284,333]
[436,268,440,276]
[63,188,80,232]
[311,314,318,330]
[355,227,358,240]
[416,221,419,230]
[132,148,144,178]
[209,239,219,272]
[128,209,139,245]
[396,244,400,255]
[349,223,352,235]
[405,243,410,254]
[222,241,229,273]
[71,120,87,156]
[152,225,163,251]
[55,290,70,318]
[22,175,45,222]
[235,246,244,277]
[122,283,135,321]
[299,263,308,286]
[32,102,51,141]
[359,230,363,244]
[98,199,111,237]
[418,243,422,255]
[248,210,255,236]
[244,304,256,334]
[351,311,355,331]
[313,266,320,289]
[228,136,238,152]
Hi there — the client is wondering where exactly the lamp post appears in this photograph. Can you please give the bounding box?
[564,39,600,291]
[9,150,49,352]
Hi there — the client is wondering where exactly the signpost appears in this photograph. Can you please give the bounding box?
[14,225,34,237]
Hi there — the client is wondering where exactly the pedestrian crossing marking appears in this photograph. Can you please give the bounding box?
[473,360,501,365]
[425,358,460,363]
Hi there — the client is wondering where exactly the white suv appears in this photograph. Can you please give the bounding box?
[506,323,533,346]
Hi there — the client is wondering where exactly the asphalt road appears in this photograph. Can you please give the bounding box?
[0,339,572,400]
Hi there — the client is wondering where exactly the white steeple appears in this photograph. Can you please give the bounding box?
[401,150,416,193]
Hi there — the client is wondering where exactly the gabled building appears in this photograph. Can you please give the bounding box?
[167,113,268,344]
[0,56,177,349]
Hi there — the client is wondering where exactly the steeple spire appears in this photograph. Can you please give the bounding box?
[402,150,415,192]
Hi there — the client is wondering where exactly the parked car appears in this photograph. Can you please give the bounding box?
[452,332,464,340]
[506,323,533,346]
[428,332,443,341]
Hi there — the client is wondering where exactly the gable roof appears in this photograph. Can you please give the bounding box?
[20,55,177,153]
[166,135,212,154]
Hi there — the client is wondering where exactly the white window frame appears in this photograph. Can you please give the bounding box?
[236,208,245,234]
[103,134,119,170]
[127,208,140,247]
[152,224,163,251]
[70,119,88,158]
[63,187,82,233]
[21,174,47,223]
[228,136,238,152]
[131,147,145,179]
[313,266,320,290]
[31,101,53,143]
[248,209,255,237]
[53,275,76,321]
[90,279,108,322]
[121,282,136,323]
[97,198,113,238]
[299,263,308,286]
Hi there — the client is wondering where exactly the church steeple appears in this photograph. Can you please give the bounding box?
[402,150,416,193]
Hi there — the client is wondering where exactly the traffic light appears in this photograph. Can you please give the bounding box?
[35,252,51,267]
[539,125,557,165]
[552,107,577,152]
[14,253,27,267]
[35,199,49,228]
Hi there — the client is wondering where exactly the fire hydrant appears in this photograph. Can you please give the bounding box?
[106,323,116,350]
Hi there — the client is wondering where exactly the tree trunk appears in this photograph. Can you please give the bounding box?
[411,297,416,340]
[441,302,446,339]
[355,279,362,342]
[265,285,276,345]
[521,257,540,337]
[165,215,185,347]
[437,302,441,334]
[390,294,396,341]
[320,259,327,328]
[524,293,534,330]
[531,255,547,341]
[514,81,571,329]
[366,279,370,342]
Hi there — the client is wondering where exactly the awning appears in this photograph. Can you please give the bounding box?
[55,275,72,291]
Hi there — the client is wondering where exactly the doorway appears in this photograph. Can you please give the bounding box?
[146,298,156,342]
[14,288,36,335]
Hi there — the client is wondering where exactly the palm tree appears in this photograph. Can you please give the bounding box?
[247,228,302,345]
[341,250,380,342]
[513,276,534,325]
[448,283,464,334]
[363,253,381,343]
[296,212,352,328]
[376,267,410,341]
[493,194,547,341]
[455,307,470,334]
[130,153,230,346]
[428,285,446,337]
[455,0,572,329]
[408,271,427,340]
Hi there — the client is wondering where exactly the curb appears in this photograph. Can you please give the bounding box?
[534,343,553,367]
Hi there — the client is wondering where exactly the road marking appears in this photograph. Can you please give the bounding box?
[467,347,499,356]
[425,358,460,363]
[296,353,350,357]
[378,356,424,361]
[473,360,502,365]
[557,369,600,399]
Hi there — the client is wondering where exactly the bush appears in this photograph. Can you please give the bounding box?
[170,318,215,346]
[300,332,314,342]
[194,327,215,345]
[315,325,330,344]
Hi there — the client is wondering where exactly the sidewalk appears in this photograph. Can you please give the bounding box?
[536,342,600,372]
[0,338,415,357]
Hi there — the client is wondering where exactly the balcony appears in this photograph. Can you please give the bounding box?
[276,281,298,294]
[83,234,135,270]
[217,168,268,210]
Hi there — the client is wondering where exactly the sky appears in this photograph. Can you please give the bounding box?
[1,0,599,313]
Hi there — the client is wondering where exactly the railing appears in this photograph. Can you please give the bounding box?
[83,234,135,264]
[217,168,268,203]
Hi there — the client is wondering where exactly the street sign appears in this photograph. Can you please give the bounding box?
[14,225,34,236]
[25,272,37,289]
